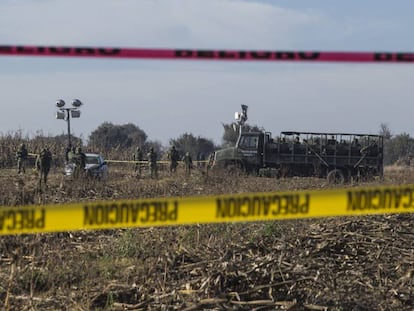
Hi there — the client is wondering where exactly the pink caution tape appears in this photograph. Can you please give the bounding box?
[1,45,414,63]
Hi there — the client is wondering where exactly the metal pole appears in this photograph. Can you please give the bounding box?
[66,108,71,147]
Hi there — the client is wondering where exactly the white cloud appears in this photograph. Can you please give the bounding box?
[0,0,320,48]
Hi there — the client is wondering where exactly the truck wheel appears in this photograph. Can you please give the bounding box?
[225,162,245,176]
[279,165,290,178]
[327,169,345,184]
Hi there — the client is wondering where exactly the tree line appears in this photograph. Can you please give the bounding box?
[0,122,412,168]
[379,123,414,165]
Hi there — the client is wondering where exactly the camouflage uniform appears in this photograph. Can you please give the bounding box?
[65,145,71,163]
[182,152,193,176]
[74,147,86,179]
[134,147,143,175]
[16,143,28,174]
[67,146,76,163]
[35,148,52,186]
[147,147,158,179]
[207,153,215,173]
[168,146,179,173]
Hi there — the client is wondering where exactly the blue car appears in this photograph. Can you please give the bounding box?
[65,153,108,179]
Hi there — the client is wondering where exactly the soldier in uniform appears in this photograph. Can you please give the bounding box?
[207,152,215,174]
[74,146,86,179]
[16,143,28,174]
[65,144,72,163]
[133,146,143,176]
[167,145,179,174]
[182,152,193,176]
[67,146,76,163]
[35,147,52,186]
[147,147,158,179]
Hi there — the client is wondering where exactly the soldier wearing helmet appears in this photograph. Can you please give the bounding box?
[16,143,28,174]
[73,146,86,179]
[147,147,158,179]
[182,151,193,176]
[167,145,179,174]
[35,147,52,187]
[133,146,143,176]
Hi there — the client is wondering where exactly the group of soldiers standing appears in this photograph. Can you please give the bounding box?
[16,143,53,186]
[15,143,87,187]
[133,145,195,179]
[133,146,159,178]
[15,142,205,186]
[167,145,193,176]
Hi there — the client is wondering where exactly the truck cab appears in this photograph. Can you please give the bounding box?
[214,131,269,173]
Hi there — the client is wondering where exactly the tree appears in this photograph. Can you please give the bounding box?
[379,123,392,140]
[378,124,414,165]
[88,122,147,152]
[169,133,216,159]
[222,123,239,147]
[384,132,414,165]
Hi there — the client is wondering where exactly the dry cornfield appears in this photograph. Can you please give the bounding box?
[0,161,413,310]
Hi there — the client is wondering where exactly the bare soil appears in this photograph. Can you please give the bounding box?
[0,165,413,310]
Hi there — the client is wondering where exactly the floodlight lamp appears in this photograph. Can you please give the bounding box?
[240,104,248,124]
[235,112,240,121]
[241,105,248,117]
[56,111,65,120]
[56,99,66,108]
[71,99,82,107]
[71,110,81,118]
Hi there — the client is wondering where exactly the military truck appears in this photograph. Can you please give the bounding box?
[213,106,384,183]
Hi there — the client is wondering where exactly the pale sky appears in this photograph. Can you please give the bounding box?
[1,0,414,146]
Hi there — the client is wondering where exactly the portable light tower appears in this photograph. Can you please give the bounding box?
[55,99,83,147]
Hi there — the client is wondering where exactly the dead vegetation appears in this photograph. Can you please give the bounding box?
[0,166,413,310]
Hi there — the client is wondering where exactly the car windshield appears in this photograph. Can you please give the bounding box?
[86,156,100,165]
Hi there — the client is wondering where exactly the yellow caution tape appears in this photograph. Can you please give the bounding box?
[105,160,209,164]
[105,160,148,164]
[106,160,170,164]
[1,184,413,235]
[24,156,207,164]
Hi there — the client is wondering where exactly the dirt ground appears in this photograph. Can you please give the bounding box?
[0,165,413,310]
